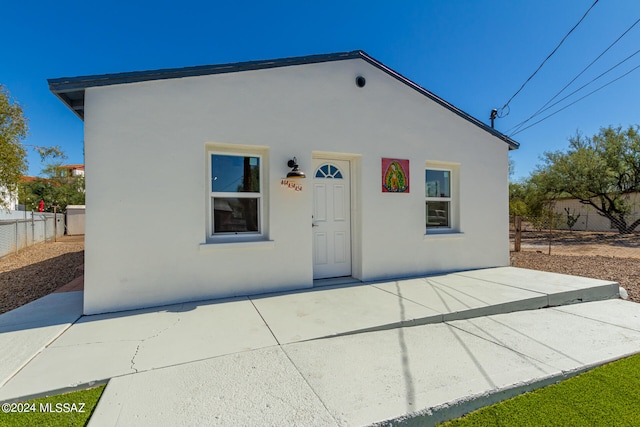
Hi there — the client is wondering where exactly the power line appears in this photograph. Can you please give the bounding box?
[508,17,640,134]
[510,62,640,136]
[509,47,640,134]
[497,0,599,117]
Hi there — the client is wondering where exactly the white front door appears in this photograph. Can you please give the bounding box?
[312,159,352,279]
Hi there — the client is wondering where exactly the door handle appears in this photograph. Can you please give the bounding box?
[312,223,319,227]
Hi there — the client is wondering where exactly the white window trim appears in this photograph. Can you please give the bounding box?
[208,150,265,242]
[199,240,275,251]
[425,163,460,235]
[423,232,464,240]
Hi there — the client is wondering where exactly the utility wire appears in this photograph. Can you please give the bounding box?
[497,0,599,117]
[510,62,640,136]
[509,47,640,134]
[509,17,640,134]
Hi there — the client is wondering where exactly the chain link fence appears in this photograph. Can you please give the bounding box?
[0,213,65,259]
[511,212,640,258]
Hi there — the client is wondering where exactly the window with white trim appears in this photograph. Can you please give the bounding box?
[425,168,452,230]
[209,153,262,237]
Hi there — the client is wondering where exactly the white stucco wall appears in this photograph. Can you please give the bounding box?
[83,58,510,314]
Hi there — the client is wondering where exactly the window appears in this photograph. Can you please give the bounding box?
[315,164,343,179]
[426,169,452,229]
[210,153,262,236]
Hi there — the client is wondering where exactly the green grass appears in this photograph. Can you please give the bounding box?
[0,385,105,427]
[439,353,640,427]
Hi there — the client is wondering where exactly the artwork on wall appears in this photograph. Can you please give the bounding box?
[382,158,410,193]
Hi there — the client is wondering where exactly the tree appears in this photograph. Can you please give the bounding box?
[564,207,581,231]
[19,162,85,213]
[532,126,640,234]
[510,171,552,219]
[509,182,528,219]
[0,85,28,210]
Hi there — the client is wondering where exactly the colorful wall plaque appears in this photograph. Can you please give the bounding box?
[382,158,409,193]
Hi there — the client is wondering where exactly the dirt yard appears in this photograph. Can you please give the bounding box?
[513,230,640,259]
[511,252,640,303]
[0,236,84,314]
[508,230,639,302]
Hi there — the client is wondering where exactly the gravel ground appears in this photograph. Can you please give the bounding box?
[511,251,640,303]
[513,231,640,259]
[0,237,84,314]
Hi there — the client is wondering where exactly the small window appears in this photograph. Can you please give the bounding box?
[211,155,260,192]
[315,164,343,179]
[212,198,259,233]
[210,153,262,236]
[426,169,452,229]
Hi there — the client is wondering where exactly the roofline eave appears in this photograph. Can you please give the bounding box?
[48,50,520,149]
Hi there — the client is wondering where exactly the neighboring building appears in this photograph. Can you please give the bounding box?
[58,164,85,178]
[49,50,519,315]
[552,192,640,231]
[66,205,86,235]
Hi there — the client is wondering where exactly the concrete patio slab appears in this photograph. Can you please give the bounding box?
[458,267,619,305]
[52,304,196,345]
[372,274,548,321]
[249,283,442,344]
[83,299,640,427]
[553,299,640,332]
[282,321,558,426]
[0,291,83,331]
[448,306,640,372]
[0,342,139,401]
[0,297,277,401]
[131,299,277,371]
[0,291,82,388]
[0,267,633,426]
[88,347,337,427]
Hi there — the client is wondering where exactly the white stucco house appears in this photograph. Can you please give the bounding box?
[59,164,85,178]
[49,51,519,315]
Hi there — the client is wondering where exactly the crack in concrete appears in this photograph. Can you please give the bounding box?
[130,306,184,373]
[130,343,142,373]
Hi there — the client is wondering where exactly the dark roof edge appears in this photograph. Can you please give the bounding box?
[355,51,519,149]
[48,50,519,149]
[47,51,362,91]
[49,90,84,121]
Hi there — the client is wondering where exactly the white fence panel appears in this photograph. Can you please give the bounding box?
[0,210,31,221]
[0,213,65,258]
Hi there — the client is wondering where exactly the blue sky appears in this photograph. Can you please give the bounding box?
[2,0,639,181]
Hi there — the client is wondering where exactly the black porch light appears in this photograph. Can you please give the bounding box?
[286,157,306,179]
